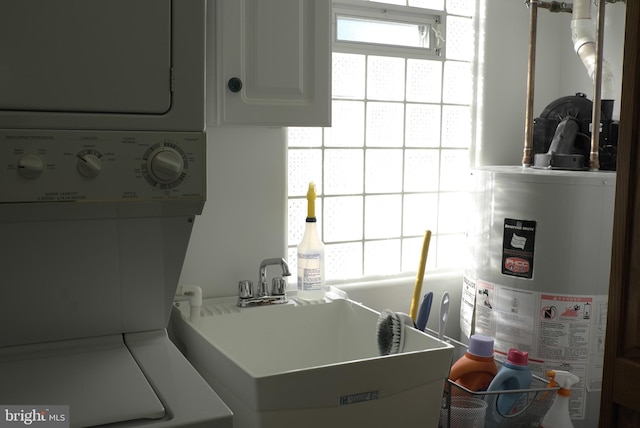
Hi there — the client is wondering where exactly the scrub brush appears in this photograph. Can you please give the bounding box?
[376,309,416,356]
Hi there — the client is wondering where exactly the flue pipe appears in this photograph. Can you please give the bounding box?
[571,0,616,100]
[572,0,616,170]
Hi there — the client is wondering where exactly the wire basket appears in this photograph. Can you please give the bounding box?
[424,329,558,428]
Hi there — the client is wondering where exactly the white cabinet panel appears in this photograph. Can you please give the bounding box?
[218,0,331,126]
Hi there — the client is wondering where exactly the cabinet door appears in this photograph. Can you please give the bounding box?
[600,2,640,427]
[0,0,171,115]
[218,0,331,126]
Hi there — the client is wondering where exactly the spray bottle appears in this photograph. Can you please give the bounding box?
[297,182,325,300]
[541,370,579,428]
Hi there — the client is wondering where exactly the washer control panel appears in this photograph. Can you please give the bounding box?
[0,130,205,203]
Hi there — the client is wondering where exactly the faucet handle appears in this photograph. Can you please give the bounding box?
[238,280,254,299]
[271,277,287,296]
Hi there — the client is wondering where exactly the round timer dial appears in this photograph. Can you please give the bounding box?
[142,143,188,188]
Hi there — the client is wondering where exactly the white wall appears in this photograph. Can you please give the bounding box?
[179,2,627,339]
[179,126,288,297]
[476,0,560,166]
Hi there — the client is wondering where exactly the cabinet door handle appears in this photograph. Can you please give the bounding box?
[227,77,243,93]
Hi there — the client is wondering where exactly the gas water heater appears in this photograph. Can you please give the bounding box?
[463,0,622,422]
[462,165,615,428]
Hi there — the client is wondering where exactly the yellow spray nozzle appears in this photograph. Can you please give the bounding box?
[306,182,317,219]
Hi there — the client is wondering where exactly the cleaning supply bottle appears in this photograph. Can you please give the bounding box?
[297,182,325,300]
[484,348,532,426]
[448,334,498,392]
[541,370,579,428]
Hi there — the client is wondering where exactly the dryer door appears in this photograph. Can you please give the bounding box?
[0,0,171,114]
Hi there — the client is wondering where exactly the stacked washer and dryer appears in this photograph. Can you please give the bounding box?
[0,1,232,426]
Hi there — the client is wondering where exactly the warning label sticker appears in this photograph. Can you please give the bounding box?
[502,218,536,279]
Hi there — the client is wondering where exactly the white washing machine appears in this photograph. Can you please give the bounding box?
[0,1,232,426]
[0,129,232,427]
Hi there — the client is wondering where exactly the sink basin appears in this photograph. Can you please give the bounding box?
[170,291,453,428]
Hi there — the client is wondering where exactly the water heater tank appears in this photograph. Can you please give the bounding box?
[462,166,615,428]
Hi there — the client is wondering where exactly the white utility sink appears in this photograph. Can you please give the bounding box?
[170,291,453,428]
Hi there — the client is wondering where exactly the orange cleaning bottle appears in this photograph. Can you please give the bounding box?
[448,334,498,392]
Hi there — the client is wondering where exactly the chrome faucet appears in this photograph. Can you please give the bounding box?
[237,258,291,308]
[258,258,291,296]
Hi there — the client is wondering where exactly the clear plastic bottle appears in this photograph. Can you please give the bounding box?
[297,182,325,300]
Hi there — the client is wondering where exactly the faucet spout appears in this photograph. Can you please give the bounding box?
[259,258,291,284]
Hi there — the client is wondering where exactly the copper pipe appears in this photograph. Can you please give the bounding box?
[589,0,606,170]
[522,0,538,167]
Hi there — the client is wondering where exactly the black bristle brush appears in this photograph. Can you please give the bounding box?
[376,309,416,356]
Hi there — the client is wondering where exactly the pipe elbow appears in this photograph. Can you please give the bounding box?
[571,18,595,53]
[574,35,617,101]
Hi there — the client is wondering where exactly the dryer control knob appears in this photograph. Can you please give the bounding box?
[149,148,184,183]
[17,154,44,179]
[77,153,102,178]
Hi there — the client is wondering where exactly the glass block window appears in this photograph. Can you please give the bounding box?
[287,0,476,283]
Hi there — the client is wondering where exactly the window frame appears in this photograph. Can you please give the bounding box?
[333,1,445,59]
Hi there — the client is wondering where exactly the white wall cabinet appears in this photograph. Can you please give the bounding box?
[215,0,331,127]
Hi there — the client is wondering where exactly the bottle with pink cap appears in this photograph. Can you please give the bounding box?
[484,348,532,426]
